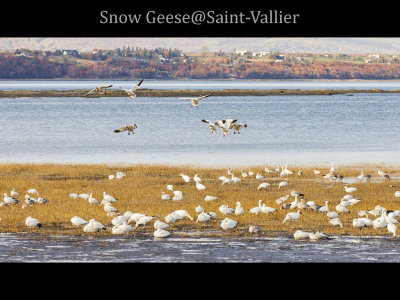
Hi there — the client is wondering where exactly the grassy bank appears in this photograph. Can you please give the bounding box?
[1,163,399,238]
[0,88,399,98]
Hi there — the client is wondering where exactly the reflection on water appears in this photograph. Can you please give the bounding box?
[1,233,400,262]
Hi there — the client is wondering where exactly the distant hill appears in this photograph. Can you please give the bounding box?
[1,38,400,54]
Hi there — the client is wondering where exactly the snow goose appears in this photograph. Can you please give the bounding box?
[330,163,335,173]
[83,219,106,232]
[227,168,233,176]
[68,193,79,200]
[249,200,263,215]
[178,93,212,108]
[231,122,247,134]
[357,210,368,217]
[293,230,311,240]
[289,194,300,209]
[353,218,368,230]
[88,191,99,204]
[78,193,90,200]
[216,119,238,136]
[344,186,358,193]
[114,124,137,135]
[164,213,177,224]
[257,182,270,190]
[167,184,174,192]
[103,192,117,202]
[248,169,254,176]
[220,218,238,230]
[108,174,115,180]
[180,173,191,183]
[196,182,206,190]
[221,178,234,185]
[104,204,118,214]
[279,167,286,177]
[336,204,350,214]
[111,215,130,226]
[264,163,274,173]
[313,169,321,175]
[298,169,303,176]
[275,194,290,205]
[327,211,339,219]
[84,84,112,96]
[318,201,330,213]
[309,231,330,241]
[173,190,184,201]
[357,171,365,181]
[201,119,218,134]
[196,212,211,223]
[383,209,398,224]
[10,188,19,197]
[395,191,400,198]
[255,173,265,180]
[283,210,302,223]
[329,217,343,228]
[219,205,234,216]
[194,174,202,183]
[204,195,218,202]
[24,195,37,205]
[71,216,88,226]
[249,225,262,233]
[231,174,242,183]
[208,212,217,219]
[161,192,171,201]
[112,223,133,235]
[261,204,277,214]
[154,220,170,230]
[154,229,171,238]
[278,181,289,189]
[135,215,155,228]
[195,205,205,214]
[241,170,248,178]
[173,210,194,221]
[26,188,39,195]
[387,223,397,238]
[123,79,143,99]
[347,198,361,206]
[128,213,147,224]
[377,168,390,180]
[37,196,49,204]
[25,216,41,228]
[284,165,293,175]
[3,193,19,204]
[235,201,245,216]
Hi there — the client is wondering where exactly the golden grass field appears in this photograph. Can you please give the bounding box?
[0,163,399,238]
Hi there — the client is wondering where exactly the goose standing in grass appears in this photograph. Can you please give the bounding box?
[318,201,330,213]
[344,186,358,193]
[83,219,106,232]
[357,171,365,181]
[24,195,37,205]
[161,192,171,201]
[164,213,177,224]
[154,228,171,238]
[104,203,118,214]
[241,170,248,178]
[221,177,234,185]
[235,201,245,216]
[172,190,184,201]
[196,212,211,223]
[249,225,262,234]
[329,217,343,228]
[283,210,302,223]
[78,193,90,200]
[103,192,117,202]
[193,174,202,183]
[25,216,41,228]
[178,93,212,108]
[278,181,289,189]
[227,167,233,176]
[298,169,303,176]
[196,182,206,190]
[276,194,290,205]
[395,191,400,198]
[69,193,79,200]
[71,216,88,226]
[255,173,265,180]
[180,173,191,183]
[201,119,218,134]
[114,124,137,135]
[330,163,335,173]
[257,182,270,190]
[336,203,350,214]
[249,200,263,215]
[10,188,19,197]
[219,205,234,216]
[377,168,390,180]
[37,196,49,204]
[173,210,194,221]
[264,163,274,173]
[136,215,155,228]
[220,218,238,230]
[195,205,205,214]
[204,195,218,202]
[284,165,293,175]
[231,174,242,183]
[248,169,254,176]
[261,204,277,214]
[327,211,339,219]
[112,223,133,235]
[84,84,112,97]
[167,184,174,192]
[154,220,170,230]
[280,166,286,178]
[313,169,321,175]
[88,191,99,204]
[3,193,19,204]
[122,79,143,100]
[26,188,39,195]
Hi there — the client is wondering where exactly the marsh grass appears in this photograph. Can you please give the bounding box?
[0,163,399,238]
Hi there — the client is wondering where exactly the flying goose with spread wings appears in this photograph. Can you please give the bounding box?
[177,94,212,108]
[123,79,144,99]
[201,119,218,134]
[114,124,137,135]
[84,84,113,97]
[216,119,238,136]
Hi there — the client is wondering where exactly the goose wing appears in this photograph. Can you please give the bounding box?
[99,84,113,89]
[196,94,212,101]
[130,79,144,92]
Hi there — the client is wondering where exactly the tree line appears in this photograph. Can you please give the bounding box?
[1,53,400,80]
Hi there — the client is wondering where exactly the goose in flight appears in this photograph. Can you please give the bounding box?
[122,79,143,99]
[177,94,212,108]
[231,122,247,134]
[216,119,238,136]
[201,120,218,134]
[84,84,113,97]
[114,124,137,135]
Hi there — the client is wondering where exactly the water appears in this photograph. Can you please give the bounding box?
[1,90,400,167]
[1,79,400,91]
[1,232,400,262]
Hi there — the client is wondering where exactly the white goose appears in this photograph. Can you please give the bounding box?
[84,84,112,96]
[249,200,263,215]
[195,205,205,214]
[278,181,289,189]
[10,188,19,197]
[215,119,238,136]
[293,230,311,240]
[123,79,143,99]
[249,225,262,233]
[180,173,191,183]
[257,182,270,190]
[276,194,290,205]
[103,192,117,202]
[284,165,293,175]
[83,219,106,232]
[204,195,218,202]
[387,223,397,238]
[344,186,358,193]
[25,216,41,228]
[329,217,343,228]
[154,220,170,230]
[196,182,206,190]
[196,212,211,223]
[112,223,133,235]
[219,205,234,216]
[173,210,194,221]
[283,210,302,223]
[235,201,245,216]
[3,193,19,204]
[154,229,171,238]
[172,190,184,201]
[255,173,265,180]
[167,184,174,192]
[88,190,99,204]
[201,119,218,134]
[71,216,88,226]
[26,188,39,195]
[261,204,277,214]
[161,192,171,200]
[178,93,212,108]
[395,191,400,198]
[220,218,238,230]
[114,124,137,135]
[377,168,390,180]
[135,215,155,228]
[193,174,202,183]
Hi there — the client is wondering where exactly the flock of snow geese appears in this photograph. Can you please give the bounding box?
[84,80,248,137]
[1,163,400,240]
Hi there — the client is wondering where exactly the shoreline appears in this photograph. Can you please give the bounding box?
[1,88,399,98]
